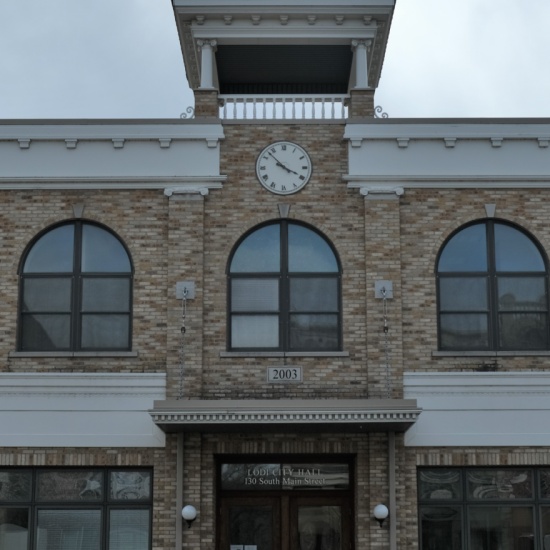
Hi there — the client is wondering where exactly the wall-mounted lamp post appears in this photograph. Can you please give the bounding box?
[182,505,197,528]
[373,503,389,527]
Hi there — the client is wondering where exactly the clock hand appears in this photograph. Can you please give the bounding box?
[268,151,299,175]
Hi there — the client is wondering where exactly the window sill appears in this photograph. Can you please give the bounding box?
[220,351,349,358]
[432,350,550,358]
[9,351,139,358]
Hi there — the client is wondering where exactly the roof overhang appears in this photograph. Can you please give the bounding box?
[171,0,395,91]
[149,398,421,434]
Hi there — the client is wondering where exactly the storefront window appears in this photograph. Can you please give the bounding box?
[0,468,151,550]
[418,468,549,550]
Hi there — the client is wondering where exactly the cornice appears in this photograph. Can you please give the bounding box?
[345,176,550,194]
[0,176,226,191]
[150,398,421,433]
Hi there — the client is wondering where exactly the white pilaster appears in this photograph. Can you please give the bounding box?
[197,39,217,89]
[352,39,371,89]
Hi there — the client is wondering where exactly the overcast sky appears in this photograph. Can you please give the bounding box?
[1,0,549,119]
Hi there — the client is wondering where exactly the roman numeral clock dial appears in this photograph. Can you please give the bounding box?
[256,141,312,195]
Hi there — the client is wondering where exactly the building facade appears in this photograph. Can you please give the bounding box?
[2,1,550,550]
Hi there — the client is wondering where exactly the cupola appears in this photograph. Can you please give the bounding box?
[171,0,396,118]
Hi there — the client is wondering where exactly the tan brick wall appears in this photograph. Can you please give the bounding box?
[400,187,550,373]
[364,196,404,400]
[0,189,168,374]
[199,122,369,399]
[348,89,375,118]
[4,120,550,550]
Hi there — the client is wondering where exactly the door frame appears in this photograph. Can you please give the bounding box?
[217,455,355,550]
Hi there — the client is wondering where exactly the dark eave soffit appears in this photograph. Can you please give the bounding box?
[216,45,353,94]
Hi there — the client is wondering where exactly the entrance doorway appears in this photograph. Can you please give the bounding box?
[220,495,350,550]
[218,459,353,550]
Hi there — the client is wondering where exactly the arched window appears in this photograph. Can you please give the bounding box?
[228,220,341,351]
[436,220,549,351]
[19,221,133,352]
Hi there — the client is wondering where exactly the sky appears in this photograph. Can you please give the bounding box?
[0,0,549,119]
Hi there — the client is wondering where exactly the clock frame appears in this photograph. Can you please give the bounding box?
[255,141,312,195]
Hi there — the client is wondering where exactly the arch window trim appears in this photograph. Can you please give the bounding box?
[227,220,343,352]
[436,219,549,352]
[18,220,134,353]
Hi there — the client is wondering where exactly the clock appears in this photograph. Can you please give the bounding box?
[256,141,312,195]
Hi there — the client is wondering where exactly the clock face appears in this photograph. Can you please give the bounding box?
[256,141,312,195]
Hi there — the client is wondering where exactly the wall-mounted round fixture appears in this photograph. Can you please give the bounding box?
[373,503,389,527]
[182,505,197,528]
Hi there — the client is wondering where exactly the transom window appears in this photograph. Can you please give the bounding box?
[18,221,133,352]
[419,467,550,550]
[0,467,152,550]
[228,220,341,351]
[436,220,548,351]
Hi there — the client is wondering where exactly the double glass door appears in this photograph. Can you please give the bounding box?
[220,496,350,550]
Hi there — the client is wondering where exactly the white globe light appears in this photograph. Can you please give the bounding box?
[182,505,197,521]
[373,504,389,521]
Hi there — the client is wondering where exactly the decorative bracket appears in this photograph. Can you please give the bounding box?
[359,186,404,198]
[176,281,195,300]
[164,186,209,197]
[375,280,393,299]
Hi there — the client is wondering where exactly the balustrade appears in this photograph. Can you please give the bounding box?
[218,94,349,120]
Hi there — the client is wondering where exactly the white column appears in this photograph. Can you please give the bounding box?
[175,433,184,550]
[351,39,371,89]
[197,39,217,89]
[388,431,397,550]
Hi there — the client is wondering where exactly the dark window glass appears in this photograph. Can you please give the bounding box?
[231,315,279,349]
[109,509,150,550]
[0,471,32,501]
[231,279,279,311]
[438,223,487,272]
[0,468,152,550]
[81,279,130,311]
[23,224,75,273]
[289,314,339,350]
[288,224,338,272]
[439,278,488,311]
[540,507,550,550]
[230,224,280,273]
[290,278,338,311]
[0,507,29,549]
[37,509,101,550]
[420,506,462,550]
[494,223,545,271]
[109,471,152,501]
[466,470,533,500]
[19,221,133,352]
[21,314,71,351]
[499,313,547,350]
[229,505,273,550]
[36,470,104,502]
[469,507,533,550]
[437,221,548,351]
[22,278,72,312]
[439,314,489,350]
[539,470,550,499]
[418,470,462,501]
[228,221,341,351]
[82,224,131,272]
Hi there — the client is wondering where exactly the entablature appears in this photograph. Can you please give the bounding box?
[0,120,225,189]
[344,119,550,193]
